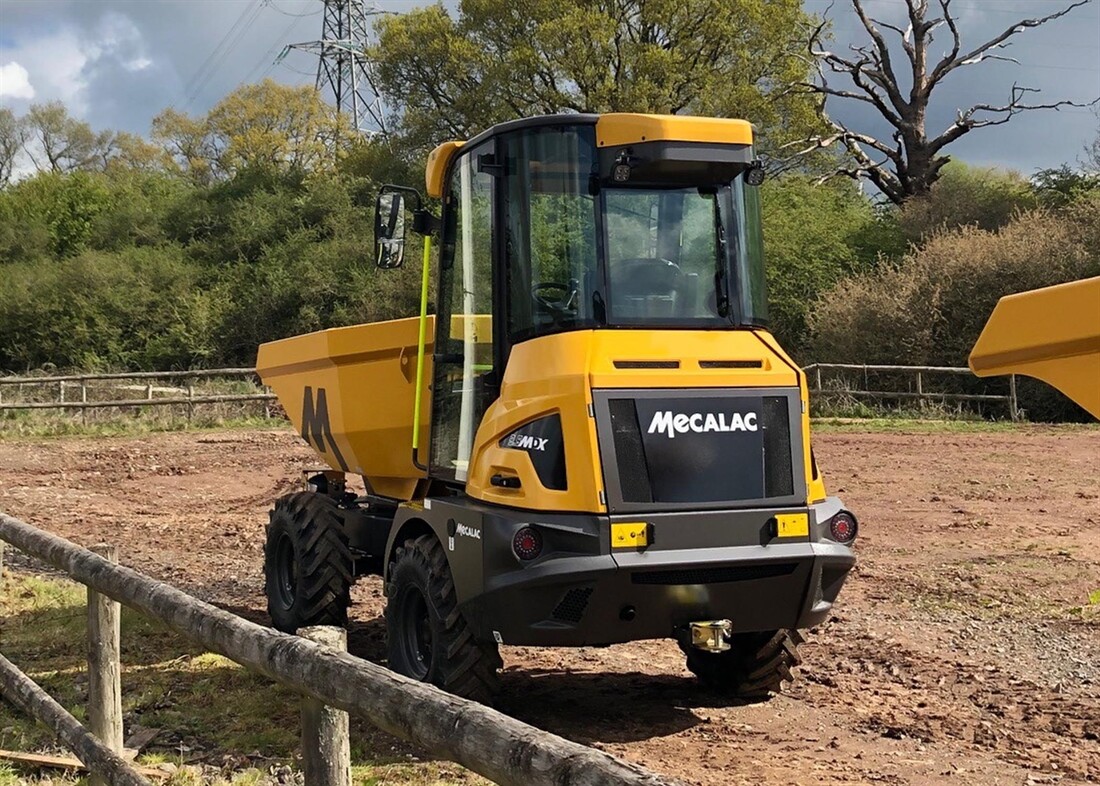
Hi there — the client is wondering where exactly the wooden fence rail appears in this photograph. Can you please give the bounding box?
[0,368,275,421]
[803,363,1019,420]
[0,513,677,786]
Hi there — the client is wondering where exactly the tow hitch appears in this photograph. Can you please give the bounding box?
[689,619,732,652]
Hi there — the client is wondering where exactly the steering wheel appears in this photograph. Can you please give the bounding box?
[532,281,578,314]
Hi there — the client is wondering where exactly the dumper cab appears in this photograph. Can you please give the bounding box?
[256,113,856,703]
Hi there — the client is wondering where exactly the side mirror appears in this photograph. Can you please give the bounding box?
[375,191,407,269]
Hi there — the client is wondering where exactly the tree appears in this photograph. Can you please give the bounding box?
[800,0,1098,204]
[153,81,353,182]
[152,108,216,184]
[23,101,113,174]
[761,175,901,352]
[897,162,1036,240]
[1086,110,1100,173]
[0,108,26,188]
[1031,164,1100,209]
[204,80,354,175]
[372,0,823,154]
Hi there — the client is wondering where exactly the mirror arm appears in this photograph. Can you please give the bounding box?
[378,183,423,211]
[411,209,440,236]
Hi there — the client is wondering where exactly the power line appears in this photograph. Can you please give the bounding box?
[262,0,323,18]
[179,1,262,106]
[182,0,266,111]
[243,11,314,85]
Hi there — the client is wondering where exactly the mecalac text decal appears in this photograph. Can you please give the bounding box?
[647,410,758,438]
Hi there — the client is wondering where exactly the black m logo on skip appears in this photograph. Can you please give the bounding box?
[301,386,349,472]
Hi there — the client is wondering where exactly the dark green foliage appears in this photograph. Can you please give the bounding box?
[894,162,1038,242]
[761,176,903,353]
[0,165,422,372]
[809,198,1100,420]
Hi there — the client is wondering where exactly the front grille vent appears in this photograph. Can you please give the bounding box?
[632,563,797,586]
[552,586,594,623]
[763,396,794,497]
[608,399,654,503]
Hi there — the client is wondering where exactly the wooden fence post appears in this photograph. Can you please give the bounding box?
[1007,375,1020,422]
[300,626,351,786]
[87,543,123,786]
[81,382,88,427]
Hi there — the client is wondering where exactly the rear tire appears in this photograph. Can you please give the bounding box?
[264,492,353,633]
[385,534,502,704]
[681,629,803,700]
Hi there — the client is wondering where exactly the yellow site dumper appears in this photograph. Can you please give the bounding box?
[256,113,857,703]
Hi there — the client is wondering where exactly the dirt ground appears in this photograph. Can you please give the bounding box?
[1,425,1098,785]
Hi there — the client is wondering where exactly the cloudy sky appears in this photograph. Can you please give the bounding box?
[0,0,1097,174]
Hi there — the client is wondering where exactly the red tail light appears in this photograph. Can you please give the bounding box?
[512,526,543,561]
[829,512,858,543]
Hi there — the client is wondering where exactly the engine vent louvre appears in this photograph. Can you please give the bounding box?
[698,360,763,369]
[552,586,594,623]
[613,360,680,369]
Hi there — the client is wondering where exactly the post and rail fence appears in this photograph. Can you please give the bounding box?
[1,364,1020,424]
[803,363,1020,420]
[0,513,677,786]
[0,368,276,423]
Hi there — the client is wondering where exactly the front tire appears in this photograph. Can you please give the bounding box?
[385,534,501,704]
[681,629,804,700]
[264,492,353,633]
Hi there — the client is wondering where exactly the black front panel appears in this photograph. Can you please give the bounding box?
[594,388,804,513]
[633,396,765,503]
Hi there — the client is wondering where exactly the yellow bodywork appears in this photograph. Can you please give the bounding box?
[969,277,1100,419]
[594,113,753,148]
[424,113,754,199]
[258,323,826,512]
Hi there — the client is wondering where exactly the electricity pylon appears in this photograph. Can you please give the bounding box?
[279,1,391,135]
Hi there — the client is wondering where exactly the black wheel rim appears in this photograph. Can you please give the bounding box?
[273,532,297,610]
[397,586,433,680]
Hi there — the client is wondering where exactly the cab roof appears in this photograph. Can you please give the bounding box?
[425,113,754,198]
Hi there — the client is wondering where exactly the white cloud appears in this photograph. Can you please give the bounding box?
[0,61,35,99]
[0,10,153,115]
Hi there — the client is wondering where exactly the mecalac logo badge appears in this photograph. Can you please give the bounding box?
[502,433,549,452]
[647,410,758,438]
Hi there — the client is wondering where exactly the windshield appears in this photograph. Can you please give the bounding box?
[605,187,724,322]
[502,125,767,343]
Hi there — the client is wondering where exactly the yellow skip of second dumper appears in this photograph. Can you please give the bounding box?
[969,277,1100,419]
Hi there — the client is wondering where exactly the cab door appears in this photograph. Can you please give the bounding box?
[430,141,497,482]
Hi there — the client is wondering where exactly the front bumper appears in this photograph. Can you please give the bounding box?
[460,497,855,647]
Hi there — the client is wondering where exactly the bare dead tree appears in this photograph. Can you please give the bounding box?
[797,0,1098,204]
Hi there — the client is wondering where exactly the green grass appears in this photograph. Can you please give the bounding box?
[811,417,1099,434]
[0,413,281,440]
[0,571,485,785]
